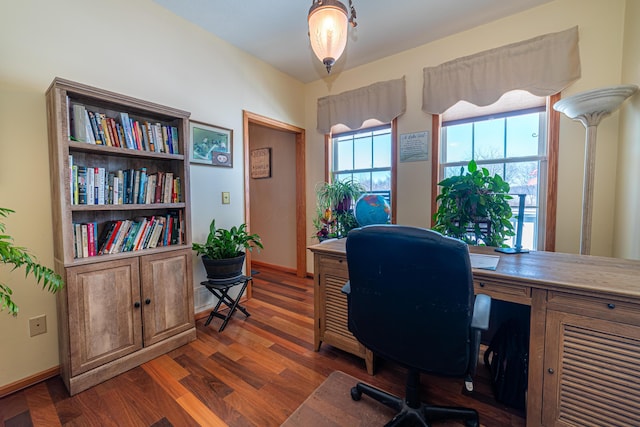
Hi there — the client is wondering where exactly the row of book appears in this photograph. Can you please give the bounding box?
[73,213,183,259]
[70,156,181,205]
[69,102,180,154]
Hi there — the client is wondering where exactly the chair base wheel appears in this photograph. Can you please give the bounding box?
[350,386,362,401]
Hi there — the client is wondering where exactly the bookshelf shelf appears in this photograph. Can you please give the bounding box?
[47,77,196,395]
[70,202,186,212]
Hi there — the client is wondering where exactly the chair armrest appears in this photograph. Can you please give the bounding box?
[470,293,491,331]
[341,281,351,295]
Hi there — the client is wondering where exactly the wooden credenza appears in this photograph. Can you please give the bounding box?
[308,238,640,427]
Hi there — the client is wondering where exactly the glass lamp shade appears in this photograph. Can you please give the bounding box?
[308,0,349,73]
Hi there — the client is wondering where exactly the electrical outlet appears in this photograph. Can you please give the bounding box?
[222,192,230,204]
[29,315,47,337]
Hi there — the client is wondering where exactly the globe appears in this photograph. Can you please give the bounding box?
[354,194,391,226]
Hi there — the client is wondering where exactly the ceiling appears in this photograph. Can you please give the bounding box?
[153,0,551,84]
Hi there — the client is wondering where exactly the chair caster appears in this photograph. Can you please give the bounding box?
[350,386,362,401]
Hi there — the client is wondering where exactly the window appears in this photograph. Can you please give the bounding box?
[440,107,548,250]
[331,124,393,203]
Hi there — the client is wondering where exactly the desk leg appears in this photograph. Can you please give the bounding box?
[365,348,374,375]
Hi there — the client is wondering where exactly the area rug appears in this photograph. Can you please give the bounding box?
[281,371,396,426]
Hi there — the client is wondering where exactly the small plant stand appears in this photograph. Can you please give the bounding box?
[201,276,252,332]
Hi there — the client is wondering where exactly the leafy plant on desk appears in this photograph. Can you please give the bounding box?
[0,208,64,316]
[432,160,514,247]
[313,179,364,241]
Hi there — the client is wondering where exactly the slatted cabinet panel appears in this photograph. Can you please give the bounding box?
[543,294,640,426]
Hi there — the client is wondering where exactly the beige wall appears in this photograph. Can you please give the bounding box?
[615,0,640,259]
[248,124,297,270]
[304,0,632,273]
[0,0,304,387]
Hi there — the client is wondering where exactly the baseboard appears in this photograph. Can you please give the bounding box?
[0,365,60,398]
[251,260,314,279]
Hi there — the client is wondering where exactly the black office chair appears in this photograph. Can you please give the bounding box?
[343,225,491,427]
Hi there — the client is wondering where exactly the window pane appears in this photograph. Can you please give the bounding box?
[506,113,540,158]
[444,123,472,162]
[353,137,372,169]
[334,172,352,183]
[474,119,504,161]
[373,134,391,168]
[334,140,353,171]
[371,170,390,191]
[352,172,371,191]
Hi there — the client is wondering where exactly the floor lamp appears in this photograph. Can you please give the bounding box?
[553,84,638,255]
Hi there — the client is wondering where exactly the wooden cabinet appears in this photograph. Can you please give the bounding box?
[541,292,640,427]
[311,243,374,375]
[46,78,196,395]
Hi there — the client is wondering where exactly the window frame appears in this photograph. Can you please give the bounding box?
[324,118,397,224]
[430,94,560,251]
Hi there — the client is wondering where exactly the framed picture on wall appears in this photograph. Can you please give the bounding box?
[250,147,271,179]
[190,121,233,167]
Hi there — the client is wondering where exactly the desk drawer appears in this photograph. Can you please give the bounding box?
[319,255,348,276]
[547,291,640,325]
[474,279,531,305]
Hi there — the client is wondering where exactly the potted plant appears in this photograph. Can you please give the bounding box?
[432,160,514,247]
[1,208,64,316]
[313,179,364,240]
[192,219,263,281]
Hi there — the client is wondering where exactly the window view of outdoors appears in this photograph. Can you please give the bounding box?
[332,126,392,201]
[441,109,547,250]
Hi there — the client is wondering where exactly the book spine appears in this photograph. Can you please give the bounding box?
[81,224,89,258]
[71,104,88,143]
[138,168,147,204]
[171,126,179,154]
[99,114,113,147]
[87,111,102,144]
[104,220,123,254]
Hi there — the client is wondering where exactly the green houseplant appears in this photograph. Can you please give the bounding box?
[433,160,514,247]
[1,208,64,315]
[193,219,263,280]
[313,179,364,240]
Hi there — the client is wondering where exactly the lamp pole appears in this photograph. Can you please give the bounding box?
[554,85,638,255]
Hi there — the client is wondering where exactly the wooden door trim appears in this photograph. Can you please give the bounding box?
[243,111,307,290]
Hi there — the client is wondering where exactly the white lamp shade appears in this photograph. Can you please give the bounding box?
[308,3,348,68]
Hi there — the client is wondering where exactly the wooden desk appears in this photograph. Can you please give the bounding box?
[308,238,640,427]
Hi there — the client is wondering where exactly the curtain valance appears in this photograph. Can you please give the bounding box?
[422,26,581,114]
[317,77,406,134]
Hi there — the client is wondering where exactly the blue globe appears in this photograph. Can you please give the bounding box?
[354,194,391,226]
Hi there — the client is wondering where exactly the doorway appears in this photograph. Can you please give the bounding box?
[243,111,306,290]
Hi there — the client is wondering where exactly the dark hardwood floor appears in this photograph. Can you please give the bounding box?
[0,266,525,426]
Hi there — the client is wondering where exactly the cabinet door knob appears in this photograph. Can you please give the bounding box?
[548,368,554,374]
[134,301,141,308]
[479,282,485,287]
[145,298,151,305]
[607,303,615,309]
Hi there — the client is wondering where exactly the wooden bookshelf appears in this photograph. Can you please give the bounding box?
[46,77,196,395]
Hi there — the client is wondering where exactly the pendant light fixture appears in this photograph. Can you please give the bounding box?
[308,0,357,74]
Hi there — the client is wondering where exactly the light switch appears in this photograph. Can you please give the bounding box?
[222,192,230,204]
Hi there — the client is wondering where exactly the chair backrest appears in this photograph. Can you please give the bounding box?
[346,225,474,377]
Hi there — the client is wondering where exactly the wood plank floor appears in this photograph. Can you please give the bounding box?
[0,266,525,426]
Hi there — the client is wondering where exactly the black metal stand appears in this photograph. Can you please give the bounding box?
[496,194,530,254]
[201,275,252,332]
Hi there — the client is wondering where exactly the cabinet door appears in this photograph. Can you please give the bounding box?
[66,259,142,375]
[542,310,640,427]
[140,249,194,346]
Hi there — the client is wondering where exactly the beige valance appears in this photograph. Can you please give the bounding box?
[317,77,406,134]
[422,26,581,114]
